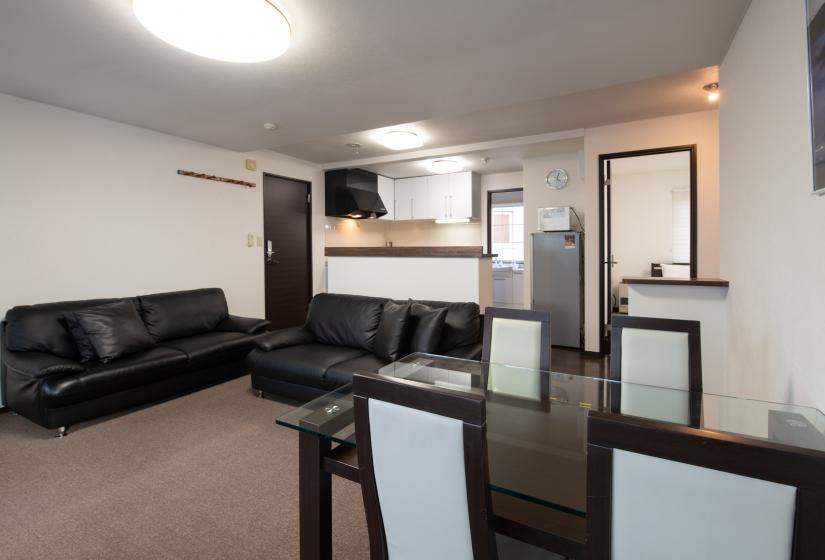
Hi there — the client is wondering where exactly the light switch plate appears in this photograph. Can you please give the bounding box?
[245,159,257,171]
[246,234,254,247]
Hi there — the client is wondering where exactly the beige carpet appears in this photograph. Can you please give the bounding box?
[0,377,370,559]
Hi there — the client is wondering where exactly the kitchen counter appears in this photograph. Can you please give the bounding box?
[325,246,493,309]
[325,246,496,258]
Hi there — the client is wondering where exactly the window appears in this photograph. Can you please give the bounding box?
[491,205,524,262]
[672,189,690,263]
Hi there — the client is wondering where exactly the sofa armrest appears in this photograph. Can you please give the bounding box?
[441,342,482,361]
[216,314,270,334]
[254,326,315,352]
[3,350,85,379]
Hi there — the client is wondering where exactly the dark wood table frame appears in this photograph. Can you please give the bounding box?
[297,431,586,559]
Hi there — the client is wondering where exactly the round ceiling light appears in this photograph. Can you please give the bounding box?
[428,159,463,174]
[379,130,423,151]
[133,0,291,63]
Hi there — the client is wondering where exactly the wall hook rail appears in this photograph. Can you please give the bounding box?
[177,169,256,189]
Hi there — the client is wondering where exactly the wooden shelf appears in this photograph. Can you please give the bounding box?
[622,277,729,287]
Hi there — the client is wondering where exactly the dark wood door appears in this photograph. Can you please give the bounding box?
[263,174,312,330]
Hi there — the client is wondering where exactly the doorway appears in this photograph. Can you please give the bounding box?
[598,146,697,354]
[487,188,525,309]
[263,173,313,330]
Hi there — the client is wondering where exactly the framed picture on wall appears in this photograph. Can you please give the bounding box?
[807,0,825,194]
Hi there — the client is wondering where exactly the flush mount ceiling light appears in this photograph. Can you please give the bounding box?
[379,130,423,151]
[703,82,720,102]
[427,159,463,174]
[132,0,291,63]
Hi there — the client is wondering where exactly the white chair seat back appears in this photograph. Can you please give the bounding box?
[487,317,543,400]
[620,328,690,390]
[612,449,796,560]
[368,399,474,560]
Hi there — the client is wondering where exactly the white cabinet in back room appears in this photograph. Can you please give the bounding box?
[377,175,394,220]
[426,174,450,220]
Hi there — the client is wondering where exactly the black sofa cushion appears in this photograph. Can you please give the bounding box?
[324,354,390,388]
[409,303,448,354]
[373,301,411,362]
[72,301,156,363]
[245,343,368,390]
[139,288,229,342]
[414,300,480,353]
[306,293,383,351]
[61,313,98,362]
[41,347,188,407]
[4,298,124,358]
[160,331,257,369]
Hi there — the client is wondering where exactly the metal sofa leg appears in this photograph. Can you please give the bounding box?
[256,389,266,398]
[54,426,68,438]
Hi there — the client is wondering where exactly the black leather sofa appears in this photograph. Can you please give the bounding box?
[1,288,268,434]
[247,293,482,402]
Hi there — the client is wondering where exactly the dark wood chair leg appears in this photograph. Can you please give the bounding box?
[299,432,332,560]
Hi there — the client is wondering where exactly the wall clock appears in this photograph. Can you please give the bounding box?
[546,168,569,190]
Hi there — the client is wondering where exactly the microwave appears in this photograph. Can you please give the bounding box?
[538,207,572,231]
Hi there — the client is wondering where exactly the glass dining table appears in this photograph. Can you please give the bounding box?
[276,353,825,559]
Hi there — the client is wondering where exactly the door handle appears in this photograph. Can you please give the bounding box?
[410,199,413,219]
[266,240,279,264]
[449,195,453,217]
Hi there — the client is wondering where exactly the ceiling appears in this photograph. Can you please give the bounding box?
[0,1,749,155]
[360,137,585,178]
[610,150,691,176]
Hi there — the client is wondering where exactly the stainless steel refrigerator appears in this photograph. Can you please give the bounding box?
[531,231,583,348]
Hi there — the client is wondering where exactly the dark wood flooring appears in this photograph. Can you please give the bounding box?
[551,347,609,378]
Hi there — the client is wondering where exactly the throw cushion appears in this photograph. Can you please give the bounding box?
[138,288,229,342]
[373,301,411,362]
[73,301,156,363]
[408,303,448,354]
[61,313,98,362]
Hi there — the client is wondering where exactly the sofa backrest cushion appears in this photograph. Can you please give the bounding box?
[139,288,229,342]
[4,298,126,358]
[306,293,384,351]
[403,300,480,352]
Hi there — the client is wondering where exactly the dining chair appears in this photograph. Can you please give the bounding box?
[352,371,563,560]
[481,307,551,400]
[586,410,825,559]
[609,315,702,392]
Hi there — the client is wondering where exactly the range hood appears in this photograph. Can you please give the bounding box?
[325,168,387,219]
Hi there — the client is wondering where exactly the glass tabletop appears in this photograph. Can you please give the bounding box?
[276,353,825,517]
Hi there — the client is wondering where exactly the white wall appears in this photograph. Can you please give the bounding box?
[720,0,825,410]
[0,93,324,321]
[582,110,720,351]
[523,152,585,306]
[611,167,690,294]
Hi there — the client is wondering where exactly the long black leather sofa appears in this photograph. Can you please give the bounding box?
[0,288,268,434]
[247,293,482,402]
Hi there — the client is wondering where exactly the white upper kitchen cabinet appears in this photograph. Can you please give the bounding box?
[426,174,450,220]
[377,175,394,220]
[447,171,480,219]
[395,176,429,220]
